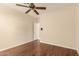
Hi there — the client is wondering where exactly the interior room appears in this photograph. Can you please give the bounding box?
[0,3,79,56]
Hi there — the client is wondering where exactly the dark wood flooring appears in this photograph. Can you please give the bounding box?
[0,40,78,56]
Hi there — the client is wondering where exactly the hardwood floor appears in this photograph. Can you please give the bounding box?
[0,40,78,56]
[40,42,78,56]
[0,40,38,56]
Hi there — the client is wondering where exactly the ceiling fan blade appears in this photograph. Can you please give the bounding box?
[34,9,39,15]
[16,4,28,7]
[23,3,27,4]
[36,7,46,10]
[25,9,31,14]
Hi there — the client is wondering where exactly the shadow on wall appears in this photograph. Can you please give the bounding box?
[0,5,36,51]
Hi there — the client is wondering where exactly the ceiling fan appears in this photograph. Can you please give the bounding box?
[16,3,46,15]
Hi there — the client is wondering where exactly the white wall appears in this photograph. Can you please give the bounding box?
[40,4,77,49]
[76,4,79,53]
[0,5,35,51]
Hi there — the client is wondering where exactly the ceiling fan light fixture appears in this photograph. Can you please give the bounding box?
[16,3,46,15]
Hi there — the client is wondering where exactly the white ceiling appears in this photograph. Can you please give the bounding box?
[0,3,76,18]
